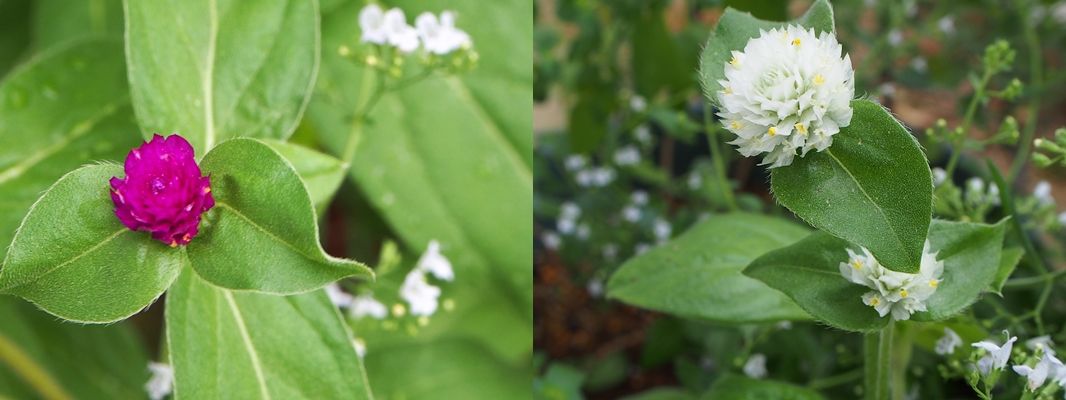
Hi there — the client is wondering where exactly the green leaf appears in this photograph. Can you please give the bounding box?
[0,295,149,400]
[0,38,140,261]
[0,0,31,77]
[364,340,529,400]
[0,164,184,323]
[607,213,810,323]
[261,139,347,212]
[188,138,371,294]
[621,387,697,400]
[744,220,1006,331]
[124,0,319,154]
[702,375,825,400]
[699,0,834,102]
[771,100,933,273]
[632,7,689,97]
[912,220,1006,321]
[989,246,1023,295]
[166,268,372,399]
[308,0,532,358]
[32,0,124,52]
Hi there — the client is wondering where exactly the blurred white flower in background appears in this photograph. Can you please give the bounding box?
[932,167,948,186]
[687,172,702,190]
[614,145,641,166]
[416,240,454,281]
[622,205,641,223]
[888,29,903,46]
[1027,335,1056,356]
[653,218,672,243]
[587,278,604,298]
[716,25,854,168]
[325,283,354,308]
[910,57,928,73]
[631,190,649,205]
[839,241,943,321]
[576,223,591,240]
[401,271,441,316]
[565,155,587,171]
[601,244,618,262]
[743,354,767,379]
[635,243,651,255]
[383,8,419,53]
[630,95,647,112]
[350,295,388,319]
[145,362,174,400]
[1035,180,1054,205]
[353,338,368,359]
[416,11,471,55]
[542,231,561,250]
[938,16,956,35]
[935,327,962,355]
[972,331,1017,376]
[878,82,896,99]
[359,4,389,44]
[634,124,653,144]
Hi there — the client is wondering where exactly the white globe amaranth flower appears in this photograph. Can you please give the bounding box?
[717,25,855,168]
[838,241,943,321]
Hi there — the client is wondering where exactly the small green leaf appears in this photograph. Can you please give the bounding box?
[0,295,149,400]
[188,138,372,294]
[699,0,834,102]
[124,0,318,154]
[620,387,696,400]
[607,213,810,323]
[0,38,140,261]
[989,247,1023,295]
[704,375,826,400]
[772,100,933,273]
[261,139,347,213]
[744,220,1006,332]
[0,164,184,323]
[166,269,372,399]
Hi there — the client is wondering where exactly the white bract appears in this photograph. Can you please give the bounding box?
[717,25,854,168]
[839,241,943,321]
[1013,351,1064,392]
[145,362,174,400]
[415,11,471,55]
[972,331,1017,376]
[935,327,962,355]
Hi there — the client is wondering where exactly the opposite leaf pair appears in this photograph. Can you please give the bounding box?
[0,136,373,323]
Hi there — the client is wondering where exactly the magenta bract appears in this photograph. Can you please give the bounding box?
[109,134,214,247]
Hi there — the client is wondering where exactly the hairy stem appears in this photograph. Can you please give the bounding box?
[865,320,894,400]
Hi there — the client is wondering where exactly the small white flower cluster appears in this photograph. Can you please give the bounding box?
[972,331,1016,377]
[359,4,471,54]
[614,145,641,166]
[622,190,647,223]
[400,240,455,316]
[839,241,944,321]
[1031,180,1066,226]
[717,25,854,168]
[145,362,174,400]
[575,167,616,188]
[557,202,582,235]
[964,177,1001,207]
[653,218,672,244]
[325,283,389,320]
[958,330,1066,393]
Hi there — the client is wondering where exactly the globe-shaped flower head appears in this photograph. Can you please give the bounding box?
[716,25,854,168]
[109,134,214,247]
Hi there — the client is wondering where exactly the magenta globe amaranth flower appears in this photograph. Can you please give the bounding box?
[109,134,214,247]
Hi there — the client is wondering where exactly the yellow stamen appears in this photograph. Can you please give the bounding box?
[203,187,212,194]
[851,259,863,270]
[813,74,825,86]
[767,127,777,136]
[899,289,909,298]
[169,240,178,248]
[929,279,939,288]
[795,123,808,135]
[791,38,801,46]
[182,233,191,243]
[869,297,880,306]
[729,56,739,66]
[730,121,742,130]
[722,86,732,95]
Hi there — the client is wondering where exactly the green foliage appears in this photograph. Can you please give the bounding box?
[0,164,184,323]
[366,340,530,400]
[0,0,31,77]
[744,220,1007,331]
[607,213,810,322]
[772,100,933,273]
[990,247,1024,295]
[0,38,139,261]
[261,139,347,212]
[167,269,372,399]
[309,0,532,357]
[124,0,318,154]
[189,138,371,294]
[702,375,825,400]
[632,6,688,97]
[0,295,149,399]
[698,0,835,102]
